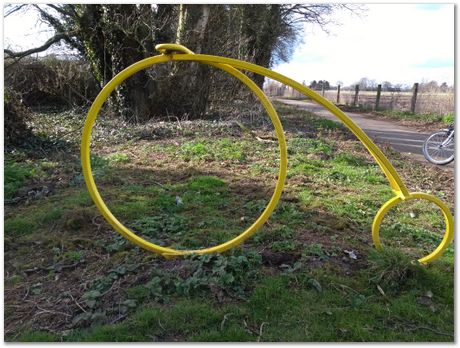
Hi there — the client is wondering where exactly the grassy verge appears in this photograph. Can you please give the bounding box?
[372,110,454,127]
[278,97,453,128]
[4,103,454,342]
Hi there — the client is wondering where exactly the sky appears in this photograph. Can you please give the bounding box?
[273,3,454,87]
[3,3,455,87]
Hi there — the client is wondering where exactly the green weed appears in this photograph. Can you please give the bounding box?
[271,240,298,252]
[37,207,63,224]
[105,153,130,164]
[131,214,189,245]
[4,216,36,236]
[15,330,59,342]
[179,139,246,162]
[376,110,453,125]
[4,159,37,199]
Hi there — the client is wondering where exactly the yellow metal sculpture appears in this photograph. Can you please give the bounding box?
[81,44,453,264]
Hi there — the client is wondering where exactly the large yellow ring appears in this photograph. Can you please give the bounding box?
[81,47,288,258]
[372,192,454,264]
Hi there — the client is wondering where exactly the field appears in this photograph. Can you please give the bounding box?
[269,86,454,116]
[324,90,454,116]
[4,102,454,342]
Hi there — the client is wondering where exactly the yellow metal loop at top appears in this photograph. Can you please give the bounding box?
[155,43,195,55]
[82,43,454,264]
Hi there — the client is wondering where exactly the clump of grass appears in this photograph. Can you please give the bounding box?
[63,190,93,207]
[289,137,333,157]
[4,216,36,236]
[105,153,130,164]
[442,113,454,124]
[37,207,63,224]
[376,110,453,125]
[187,176,226,192]
[367,247,424,292]
[111,199,152,221]
[4,159,37,199]
[179,139,246,162]
[15,330,59,342]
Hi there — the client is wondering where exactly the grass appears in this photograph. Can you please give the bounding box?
[17,258,454,342]
[373,110,454,126]
[4,216,36,236]
[4,159,37,199]
[180,139,248,162]
[4,103,454,342]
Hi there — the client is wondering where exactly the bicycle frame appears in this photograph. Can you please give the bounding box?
[441,129,454,147]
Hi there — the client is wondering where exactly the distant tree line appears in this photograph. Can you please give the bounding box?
[306,77,453,93]
[309,80,330,91]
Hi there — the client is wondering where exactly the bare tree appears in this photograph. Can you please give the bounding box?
[5,4,365,121]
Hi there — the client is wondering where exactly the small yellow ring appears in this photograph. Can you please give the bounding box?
[81,55,288,258]
[372,192,454,264]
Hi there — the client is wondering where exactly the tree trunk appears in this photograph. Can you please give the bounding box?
[170,4,213,118]
[239,5,282,89]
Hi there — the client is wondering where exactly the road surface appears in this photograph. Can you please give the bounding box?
[277,98,454,169]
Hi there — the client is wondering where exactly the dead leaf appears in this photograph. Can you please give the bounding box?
[417,296,432,306]
[344,250,358,260]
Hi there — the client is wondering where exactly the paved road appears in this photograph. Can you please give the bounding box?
[277,98,454,169]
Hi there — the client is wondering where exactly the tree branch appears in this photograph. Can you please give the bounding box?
[4,4,28,17]
[4,32,74,60]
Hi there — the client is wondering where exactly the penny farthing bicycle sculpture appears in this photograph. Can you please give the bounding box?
[81,44,454,264]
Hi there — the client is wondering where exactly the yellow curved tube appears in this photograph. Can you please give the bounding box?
[81,43,454,264]
[81,45,288,258]
[372,192,454,264]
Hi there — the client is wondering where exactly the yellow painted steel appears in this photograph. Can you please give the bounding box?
[372,193,454,264]
[81,44,288,258]
[81,43,454,263]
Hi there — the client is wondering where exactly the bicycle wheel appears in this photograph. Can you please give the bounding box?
[422,130,454,165]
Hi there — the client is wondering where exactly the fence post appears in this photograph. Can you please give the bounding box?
[336,84,341,104]
[410,82,419,113]
[321,85,325,97]
[375,84,382,111]
[353,84,359,106]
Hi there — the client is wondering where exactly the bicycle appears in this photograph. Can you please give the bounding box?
[422,124,455,165]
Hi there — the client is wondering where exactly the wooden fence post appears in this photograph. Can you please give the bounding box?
[336,84,341,104]
[410,82,419,113]
[375,84,382,111]
[321,85,325,97]
[353,84,359,106]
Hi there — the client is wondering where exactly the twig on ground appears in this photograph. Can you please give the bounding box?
[257,322,268,342]
[110,314,128,324]
[34,305,72,318]
[220,313,233,331]
[101,279,120,297]
[68,292,87,313]
[21,286,30,301]
[243,319,259,335]
[158,319,166,332]
[405,324,453,337]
